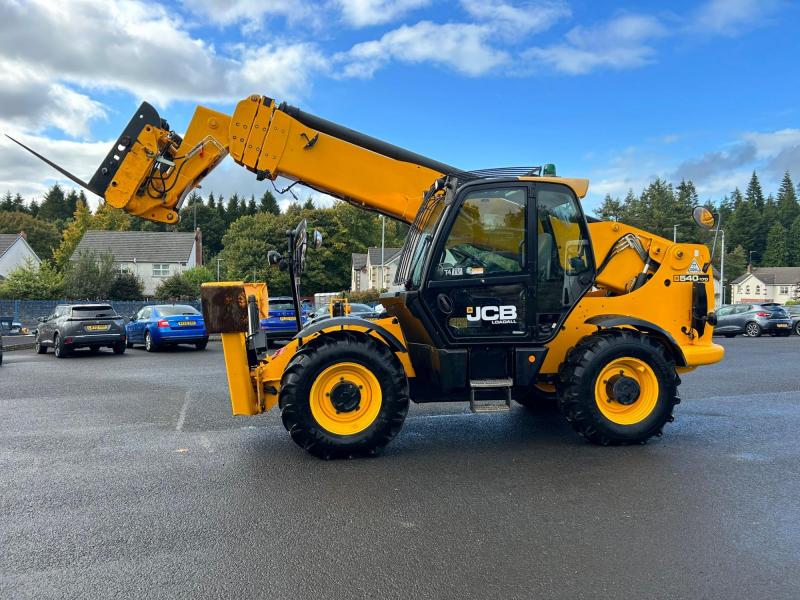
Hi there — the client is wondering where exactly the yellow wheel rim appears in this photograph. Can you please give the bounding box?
[310,362,382,436]
[594,357,659,425]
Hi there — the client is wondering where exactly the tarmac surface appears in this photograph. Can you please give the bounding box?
[1,336,799,599]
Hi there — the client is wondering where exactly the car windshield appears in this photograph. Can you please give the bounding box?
[157,305,200,316]
[270,300,295,311]
[350,304,373,313]
[71,305,117,318]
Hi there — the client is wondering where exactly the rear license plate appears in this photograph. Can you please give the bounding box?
[85,324,110,331]
[777,323,789,328]
[280,317,295,321]
[178,321,197,326]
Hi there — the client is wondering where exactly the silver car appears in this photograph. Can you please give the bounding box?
[714,303,793,338]
[35,304,127,358]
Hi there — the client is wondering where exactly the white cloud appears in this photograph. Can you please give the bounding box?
[181,0,313,30]
[338,21,509,78]
[460,0,570,35]
[692,0,782,35]
[335,0,430,27]
[524,14,667,75]
[0,0,328,136]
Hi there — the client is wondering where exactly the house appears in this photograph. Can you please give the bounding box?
[0,232,41,279]
[730,267,800,305]
[351,247,402,292]
[71,229,202,296]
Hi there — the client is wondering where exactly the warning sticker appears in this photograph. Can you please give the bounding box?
[687,258,702,273]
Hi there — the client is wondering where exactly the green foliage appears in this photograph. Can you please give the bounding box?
[63,250,116,299]
[182,266,215,296]
[788,216,800,266]
[596,194,624,221]
[177,198,226,258]
[108,271,144,300]
[0,211,60,259]
[37,184,70,223]
[776,172,799,230]
[259,190,280,215]
[762,223,788,267]
[53,200,92,269]
[0,259,63,299]
[347,289,381,303]
[154,273,197,300]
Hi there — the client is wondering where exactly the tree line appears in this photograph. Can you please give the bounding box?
[2,169,798,301]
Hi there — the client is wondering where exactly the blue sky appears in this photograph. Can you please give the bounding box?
[0,0,798,213]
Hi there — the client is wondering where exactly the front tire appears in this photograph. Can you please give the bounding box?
[279,333,409,459]
[795,322,800,336]
[557,329,679,446]
[35,337,47,354]
[53,334,69,359]
[195,340,208,351]
[745,322,762,337]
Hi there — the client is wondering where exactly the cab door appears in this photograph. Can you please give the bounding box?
[421,183,535,346]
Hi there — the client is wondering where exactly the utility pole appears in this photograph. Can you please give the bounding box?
[193,194,197,230]
[217,257,221,281]
[380,215,385,291]
[719,229,725,306]
[673,224,678,243]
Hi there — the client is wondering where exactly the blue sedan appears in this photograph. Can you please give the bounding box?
[126,304,209,352]
[260,296,311,345]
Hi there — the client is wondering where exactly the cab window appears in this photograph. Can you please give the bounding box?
[433,187,526,279]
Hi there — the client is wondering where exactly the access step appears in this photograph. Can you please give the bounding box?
[469,378,513,413]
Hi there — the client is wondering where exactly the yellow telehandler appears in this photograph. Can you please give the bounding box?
[11,94,724,458]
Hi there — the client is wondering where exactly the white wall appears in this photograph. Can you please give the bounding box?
[118,261,188,296]
[0,238,40,278]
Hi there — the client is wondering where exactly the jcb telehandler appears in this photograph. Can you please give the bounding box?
[11,94,724,458]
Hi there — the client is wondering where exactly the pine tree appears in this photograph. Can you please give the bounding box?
[259,190,280,215]
[29,200,39,217]
[226,193,241,224]
[247,195,257,215]
[776,171,799,230]
[595,194,623,221]
[302,197,315,210]
[216,194,226,223]
[762,222,788,266]
[745,171,765,211]
[727,187,760,261]
[788,215,800,266]
[38,184,69,222]
[207,192,217,209]
[0,191,13,211]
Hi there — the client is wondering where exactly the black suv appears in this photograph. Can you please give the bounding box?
[35,304,127,358]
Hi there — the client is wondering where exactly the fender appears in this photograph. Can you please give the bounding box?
[584,314,686,367]
[295,317,406,353]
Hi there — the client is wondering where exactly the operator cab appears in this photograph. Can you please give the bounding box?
[382,173,595,402]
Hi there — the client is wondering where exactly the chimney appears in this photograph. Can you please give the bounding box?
[747,263,752,273]
[195,227,203,266]
[18,230,27,240]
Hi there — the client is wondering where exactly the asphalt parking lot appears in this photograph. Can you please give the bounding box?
[1,337,799,599]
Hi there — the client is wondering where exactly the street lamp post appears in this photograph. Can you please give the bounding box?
[380,215,385,290]
[673,224,678,243]
[217,257,222,281]
[719,229,725,306]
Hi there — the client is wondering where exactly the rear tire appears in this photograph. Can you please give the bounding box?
[145,331,157,352]
[195,340,208,350]
[723,333,736,338]
[112,342,126,355]
[279,333,409,459]
[745,322,762,337]
[795,322,800,336]
[557,329,679,445]
[35,337,47,354]
[54,334,69,359]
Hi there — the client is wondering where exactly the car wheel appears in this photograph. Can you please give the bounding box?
[126,339,134,348]
[112,342,126,355]
[795,322,800,336]
[145,331,157,352]
[195,339,208,351]
[54,334,69,358]
[89,345,100,353]
[35,336,48,354]
[745,322,762,337]
[724,334,736,338]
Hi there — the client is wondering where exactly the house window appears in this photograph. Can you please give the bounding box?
[152,264,170,277]
[780,286,789,294]
[745,286,750,294]
[755,285,760,294]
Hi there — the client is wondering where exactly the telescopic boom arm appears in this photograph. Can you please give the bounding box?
[13,94,461,225]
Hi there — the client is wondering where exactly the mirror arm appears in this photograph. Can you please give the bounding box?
[704,212,723,272]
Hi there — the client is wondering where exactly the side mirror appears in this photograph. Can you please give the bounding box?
[311,229,323,249]
[267,250,282,266]
[129,316,136,322]
[693,206,716,230]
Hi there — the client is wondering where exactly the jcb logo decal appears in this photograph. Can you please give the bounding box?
[466,305,518,323]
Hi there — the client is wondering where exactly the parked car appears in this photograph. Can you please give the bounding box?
[126,304,208,351]
[0,329,4,366]
[35,304,127,357]
[714,303,793,338]
[260,296,311,345]
[0,317,26,335]
[781,304,800,336]
[306,302,384,325]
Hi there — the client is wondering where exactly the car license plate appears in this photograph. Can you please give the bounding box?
[85,324,110,331]
[280,317,295,321]
[178,321,196,326]
[777,323,789,328]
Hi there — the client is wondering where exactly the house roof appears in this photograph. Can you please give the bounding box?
[367,247,402,265]
[0,234,19,258]
[352,253,367,270]
[71,230,196,263]
[731,267,800,286]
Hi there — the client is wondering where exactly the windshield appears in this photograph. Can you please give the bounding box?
[270,300,295,311]
[396,191,447,289]
[157,305,200,316]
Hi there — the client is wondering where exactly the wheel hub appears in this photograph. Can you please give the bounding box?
[329,381,361,413]
[605,373,640,405]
